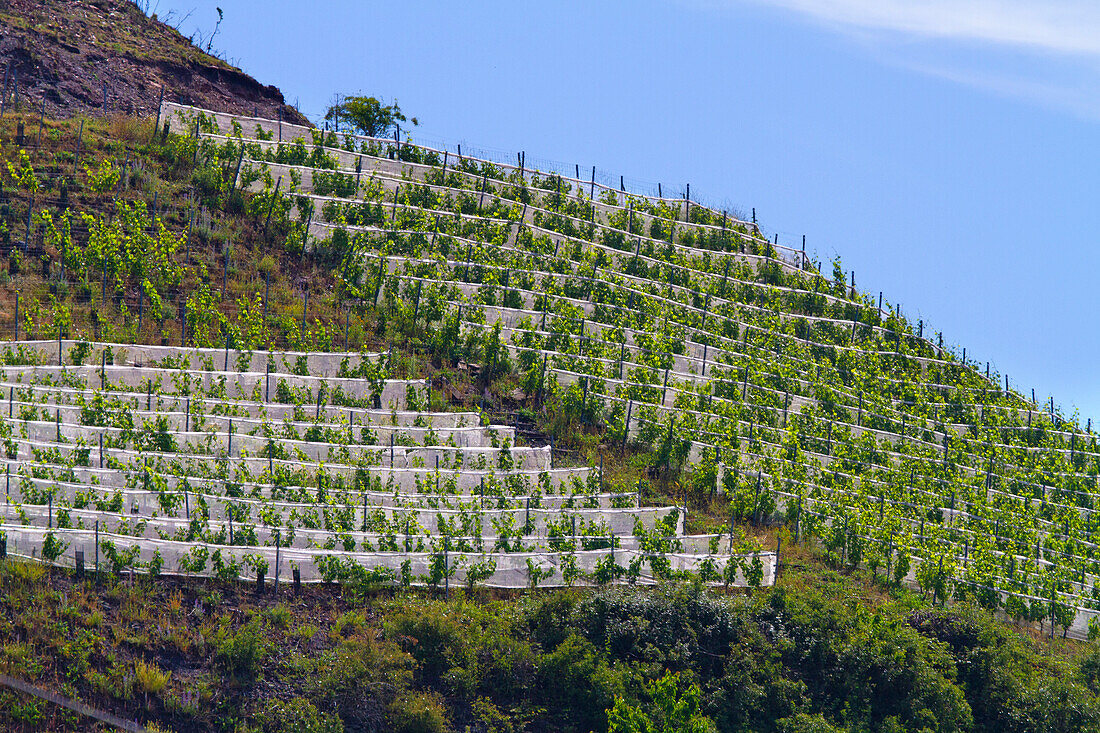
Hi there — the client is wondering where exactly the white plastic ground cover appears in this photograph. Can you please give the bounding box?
[233,130,793,270]
[534,365,912,465]
[787,503,1099,640]
[764,465,1095,555]
[475,331,1029,459]
[689,377,1097,492]
[724,413,1099,510]
[317,223,823,350]
[3,460,594,494]
[4,400,496,441]
[7,405,511,448]
[429,276,907,392]
[27,444,555,486]
[455,313,726,385]
[566,384,967,470]
[446,284,962,393]
[196,122,791,272]
[0,383,475,428]
[283,161,772,266]
[456,310,933,414]
[167,104,1095,603]
[447,298,1006,425]
[303,187,806,290]
[368,246,950,378]
[9,418,510,456]
[406,250,943,370]
[6,477,634,510]
[6,434,552,471]
[480,338,837,435]
[455,315,926,431]
[3,521,775,588]
[3,504,724,554]
[0,332,759,586]
[5,490,681,536]
[167,102,789,257]
[0,490,682,535]
[0,366,420,408]
[234,141,718,240]
[259,156,803,275]
[349,224,965,379]
[3,341,381,378]
[184,104,985,376]
[794,501,1078,602]
[406,252,917,357]
[451,308,743,403]
[0,364,422,406]
[730,441,1100,549]
[6,469,600,503]
[349,217,860,322]
[4,457,581,495]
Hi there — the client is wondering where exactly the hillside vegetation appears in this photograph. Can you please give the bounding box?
[2,27,1100,731]
[4,550,1100,732]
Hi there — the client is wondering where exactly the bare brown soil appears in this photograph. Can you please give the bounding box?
[0,0,309,124]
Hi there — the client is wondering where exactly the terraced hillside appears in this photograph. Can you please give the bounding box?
[146,101,1100,639]
[6,90,1100,732]
[1,337,771,590]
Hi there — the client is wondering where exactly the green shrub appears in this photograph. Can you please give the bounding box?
[606,672,716,733]
[267,603,292,630]
[536,633,623,733]
[776,713,848,733]
[385,602,471,687]
[385,599,536,704]
[133,659,170,696]
[258,697,343,733]
[331,611,368,639]
[191,163,226,206]
[388,691,448,733]
[85,158,120,193]
[307,638,415,729]
[215,617,267,679]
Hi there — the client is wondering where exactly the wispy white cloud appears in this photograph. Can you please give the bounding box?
[747,1,1100,56]
[892,55,1100,118]
[712,0,1100,118]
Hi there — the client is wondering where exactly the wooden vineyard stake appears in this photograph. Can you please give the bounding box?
[152,85,164,141]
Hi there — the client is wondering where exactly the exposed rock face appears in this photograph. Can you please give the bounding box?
[0,0,310,124]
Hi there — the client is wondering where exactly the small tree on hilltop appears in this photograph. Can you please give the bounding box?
[324,96,418,138]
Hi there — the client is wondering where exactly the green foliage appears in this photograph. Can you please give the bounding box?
[132,659,170,696]
[85,158,121,193]
[258,697,343,733]
[325,96,418,137]
[304,634,416,729]
[185,277,225,347]
[215,616,267,679]
[388,691,449,733]
[385,599,536,705]
[607,672,716,733]
[135,415,177,452]
[6,149,39,193]
[6,96,1100,733]
[537,633,624,732]
[777,713,849,733]
[192,160,227,206]
[79,201,184,300]
[41,531,68,563]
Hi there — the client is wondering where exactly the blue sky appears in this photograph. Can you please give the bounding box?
[160,0,1100,424]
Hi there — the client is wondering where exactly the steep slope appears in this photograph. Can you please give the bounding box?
[0,0,308,123]
[2,7,1100,731]
[156,100,1100,641]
